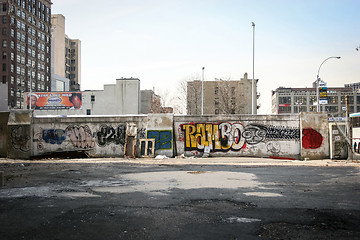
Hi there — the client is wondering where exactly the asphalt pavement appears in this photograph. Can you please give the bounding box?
[0,157,359,239]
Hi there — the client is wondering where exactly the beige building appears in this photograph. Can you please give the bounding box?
[271,82,359,116]
[0,0,52,110]
[51,14,81,91]
[187,73,258,115]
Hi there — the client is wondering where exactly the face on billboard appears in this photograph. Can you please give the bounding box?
[69,93,82,109]
[30,95,38,109]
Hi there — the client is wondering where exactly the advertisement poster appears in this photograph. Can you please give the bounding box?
[27,92,82,110]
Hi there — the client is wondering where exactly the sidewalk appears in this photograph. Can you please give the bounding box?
[1,157,359,167]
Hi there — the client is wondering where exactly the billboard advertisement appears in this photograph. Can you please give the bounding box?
[27,92,82,110]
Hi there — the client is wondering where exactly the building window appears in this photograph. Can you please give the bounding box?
[279,106,291,113]
[328,96,338,104]
[215,87,218,95]
[2,63,6,71]
[2,40,7,48]
[294,96,307,104]
[309,96,316,105]
[86,109,91,115]
[2,75,6,84]
[2,52,6,59]
[231,87,235,95]
[2,16,6,24]
[309,106,317,112]
[279,96,291,104]
[215,109,219,114]
[214,98,219,106]
[325,106,339,112]
[2,3,7,12]
[91,95,95,102]
[341,95,354,104]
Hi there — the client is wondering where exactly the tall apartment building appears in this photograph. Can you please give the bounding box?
[187,73,258,115]
[51,14,80,91]
[0,0,52,110]
[271,82,359,116]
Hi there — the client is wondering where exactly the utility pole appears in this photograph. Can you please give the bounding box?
[345,95,352,160]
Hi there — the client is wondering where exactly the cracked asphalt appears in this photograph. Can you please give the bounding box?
[0,157,359,239]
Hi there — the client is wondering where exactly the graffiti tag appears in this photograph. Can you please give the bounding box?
[147,130,172,150]
[42,129,66,144]
[10,126,30,152]
[181,122,246,152]
[66,125,95,149]
[180,122,300,152]
[96,125,126,146]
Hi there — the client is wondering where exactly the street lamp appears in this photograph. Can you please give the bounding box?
[201,66,205,115]
[295,102,303,113]
[316,56,340,112]
[251,22,255,115]
[26,63,33,110]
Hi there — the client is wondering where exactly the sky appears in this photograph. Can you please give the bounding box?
[52,0,360,114]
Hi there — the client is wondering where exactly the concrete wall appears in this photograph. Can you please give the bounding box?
[329,123,347,159]
[174,114,301,159]
[3,111,331,160]
[300,112,329,160]
[33,115,148,158]
[7,111,32,159]
[0,112,10,157]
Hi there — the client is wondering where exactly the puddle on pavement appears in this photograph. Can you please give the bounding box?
[244,192,283,197]
[91,171,261,195]
[59,192,101,198]
[225,216,262,223]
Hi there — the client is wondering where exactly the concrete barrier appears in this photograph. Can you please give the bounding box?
[3,111,332,160]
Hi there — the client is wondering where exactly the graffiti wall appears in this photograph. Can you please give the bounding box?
[4,111,331,159]
[32,116,148,157]
[7,110,32,159]
[329,123,347,160]
[0,112,9,157]
[145,114,173,157]
[300,112,329,160]
[174,115,301,158]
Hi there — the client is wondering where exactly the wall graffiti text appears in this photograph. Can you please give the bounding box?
[42,129,66,145]
[10,126,30,152]
[180,122,300,152]
[147,130,172,150]
[66,125,95,149]
[96,125,126,146]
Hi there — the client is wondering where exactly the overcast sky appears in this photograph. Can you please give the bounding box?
[52,0,360,114]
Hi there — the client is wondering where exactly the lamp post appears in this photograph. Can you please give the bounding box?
[295,102,302,113]
[201,66,205,115]
[251,22,255,115]
[27,63,31,109]
[26,63,34,110]
[316,56,340,112]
